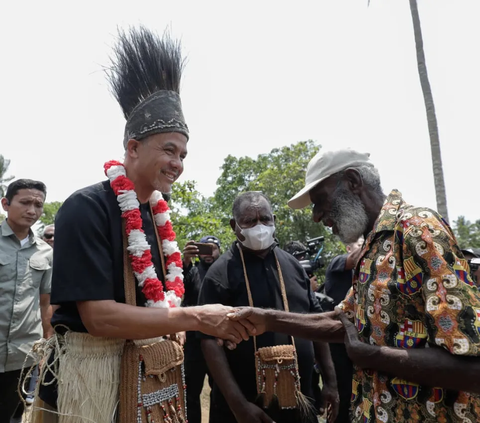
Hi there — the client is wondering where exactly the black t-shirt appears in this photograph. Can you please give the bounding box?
[51,180,164,332]
[198,243,322,421]
[182,260,211,307]
[324,254,353,307]
[182,260,213,360]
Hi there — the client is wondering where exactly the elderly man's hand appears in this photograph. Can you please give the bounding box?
[196,304,256,344]
[335,307,370,368]
[227,307,269,337]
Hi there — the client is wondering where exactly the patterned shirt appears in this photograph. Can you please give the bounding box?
[340,190,480,423]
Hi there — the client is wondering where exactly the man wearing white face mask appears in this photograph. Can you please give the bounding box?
[198,192,339,423]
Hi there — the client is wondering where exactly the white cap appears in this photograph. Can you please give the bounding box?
[288,148,371,209]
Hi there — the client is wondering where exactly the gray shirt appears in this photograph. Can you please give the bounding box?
[0,219,52,372]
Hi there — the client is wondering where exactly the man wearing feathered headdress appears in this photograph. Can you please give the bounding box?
[30,26,253,423]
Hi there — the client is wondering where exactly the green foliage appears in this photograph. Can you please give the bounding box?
[0,155,14,198]
[40,201,63,225]
[171,140,345,278]
[170,181,236,251]
[452,216,480,249]
[213,140,344,266]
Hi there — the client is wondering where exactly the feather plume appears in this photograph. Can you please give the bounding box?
[107,26,185,119]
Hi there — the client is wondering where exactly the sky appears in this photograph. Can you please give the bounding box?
[1,0,479,223]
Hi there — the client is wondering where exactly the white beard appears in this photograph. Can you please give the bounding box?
[330,187,369,244]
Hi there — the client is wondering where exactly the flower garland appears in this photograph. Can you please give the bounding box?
[104,160,184,308]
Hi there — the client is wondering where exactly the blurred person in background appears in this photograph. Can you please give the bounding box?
[182,235,222,423]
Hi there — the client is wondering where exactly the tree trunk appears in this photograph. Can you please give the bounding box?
[409,0,449,222]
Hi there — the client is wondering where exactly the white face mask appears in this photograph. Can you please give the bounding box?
[237,222,276,251]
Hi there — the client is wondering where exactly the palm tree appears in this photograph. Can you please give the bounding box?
[0,155,14,198]
[409,0,449,222]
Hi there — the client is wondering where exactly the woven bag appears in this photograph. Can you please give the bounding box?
[119,338,186,423]
[255,344,301,409]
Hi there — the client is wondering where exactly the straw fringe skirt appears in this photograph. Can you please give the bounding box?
[33,332,124,423]
[57,332,124,423]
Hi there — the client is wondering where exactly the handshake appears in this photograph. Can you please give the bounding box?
[195,304,269,347]
[193,304,353,349]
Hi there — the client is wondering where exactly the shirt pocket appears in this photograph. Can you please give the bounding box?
[25,256,51,290]
[0,252,15,283]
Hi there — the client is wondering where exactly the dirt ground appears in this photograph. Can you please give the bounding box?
[21,386,211,423]
[23,378,325,422]
[200,379,211,422]
[199,376,326,423]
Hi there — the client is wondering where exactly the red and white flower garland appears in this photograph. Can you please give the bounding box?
[104,160,184,308]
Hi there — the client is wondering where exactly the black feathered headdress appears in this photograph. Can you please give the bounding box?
[108,26,189,147]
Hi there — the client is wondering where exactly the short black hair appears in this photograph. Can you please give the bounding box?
[5,179,47,203]
[232,191,271,221]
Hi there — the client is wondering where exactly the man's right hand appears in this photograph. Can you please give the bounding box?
[196,304,257,344]
[233,402,275,423]
[183,240,199,268]
[345,245,364,271]
[227,307,269,336]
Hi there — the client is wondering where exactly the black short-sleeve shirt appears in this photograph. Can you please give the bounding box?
[50,180,164,332]
[197,243,322,421]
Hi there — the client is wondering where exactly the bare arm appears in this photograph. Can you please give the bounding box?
[201,339,273,423]
[350,342,480,394]
[313,341,339,420]
[345,248,363,271]
[229,308,345,343]
[40,294,54,339]
[201,339,248,415]
[314,341,337,387]
[77,300,254,343]
[339,312,480,394]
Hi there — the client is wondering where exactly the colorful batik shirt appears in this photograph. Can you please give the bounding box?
[340,190,480,423]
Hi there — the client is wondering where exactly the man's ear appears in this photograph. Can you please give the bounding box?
[344,168,363,195]
[1,197,9,212]
[273,214,277,223]
[230,218,236,232]
[125,139,142,159]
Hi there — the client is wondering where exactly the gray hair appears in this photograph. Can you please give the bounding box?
[339,164,383,198]
[42,224,54,235]
[357,164,382,193]
[232,191,271,221]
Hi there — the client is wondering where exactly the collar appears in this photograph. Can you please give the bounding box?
[354,190,408,283]
[1,219,13,236]
[1,219,36,244]
[372,189,408,234]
